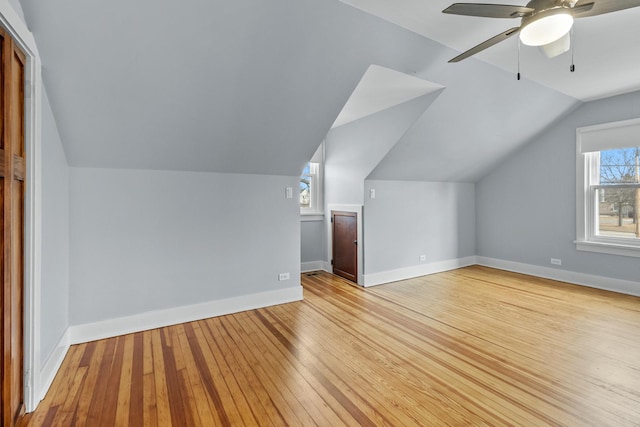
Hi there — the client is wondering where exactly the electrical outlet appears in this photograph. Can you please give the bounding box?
[419,255,427,262]
[278,272,290,281]
[550,258,562,266]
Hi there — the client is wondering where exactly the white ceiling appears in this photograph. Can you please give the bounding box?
[332,64,443,128]
[340,0,640,101]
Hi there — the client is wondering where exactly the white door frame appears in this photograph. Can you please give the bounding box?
[0,0,43,412]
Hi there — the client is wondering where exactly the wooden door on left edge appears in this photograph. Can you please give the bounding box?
[0,27,26,427]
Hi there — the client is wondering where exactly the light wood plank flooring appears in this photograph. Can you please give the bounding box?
[22,266,640,426]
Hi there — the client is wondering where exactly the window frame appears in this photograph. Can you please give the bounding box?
[300,142,324,220]
[300,161,323,215]
[576,118,640,258]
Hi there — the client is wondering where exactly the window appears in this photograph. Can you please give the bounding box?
[300,161,320,211]
[576,118,640,257]
[300,142,324,218]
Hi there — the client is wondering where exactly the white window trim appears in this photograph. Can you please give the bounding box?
[300,213,324,222]
[300,142,324,218]
[576,118,640,258]
[300,161,323,215]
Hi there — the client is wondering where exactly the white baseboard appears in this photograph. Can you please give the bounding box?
[33,257,638,411]
[477,256,640,297]
[301,260,331,273]
[69,286,303,345]
[305,256,639,297]
[301,261,327,273]
[39,328,70,402]
[363,256,477,287]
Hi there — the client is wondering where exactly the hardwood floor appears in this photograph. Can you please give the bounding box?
[22,266,640,426]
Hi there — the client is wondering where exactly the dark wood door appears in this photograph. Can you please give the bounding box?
[332,211,357,283]
[1,27,26,427]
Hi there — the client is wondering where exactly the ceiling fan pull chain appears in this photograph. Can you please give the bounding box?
[517,39,521,80]
[570,27,575,72]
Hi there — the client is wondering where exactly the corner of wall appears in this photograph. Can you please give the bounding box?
[363,256,477,287]
[38,328,70,402]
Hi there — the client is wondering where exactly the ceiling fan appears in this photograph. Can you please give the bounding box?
[443,0,640,62]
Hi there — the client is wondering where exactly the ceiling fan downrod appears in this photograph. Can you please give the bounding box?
[517,39,521,80]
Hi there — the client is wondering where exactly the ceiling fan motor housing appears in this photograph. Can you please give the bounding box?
[520,2,574,46]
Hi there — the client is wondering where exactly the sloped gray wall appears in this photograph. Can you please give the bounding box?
[20,0,577,181]
[325,92,441,207]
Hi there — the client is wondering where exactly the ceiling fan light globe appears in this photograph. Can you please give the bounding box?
[519,12,574,46]
[539,32,571,58]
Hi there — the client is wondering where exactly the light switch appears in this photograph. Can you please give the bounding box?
[285,187,293,199]
[370,188,376,199]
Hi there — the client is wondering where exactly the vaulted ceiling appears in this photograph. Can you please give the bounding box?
[340,0,640,101]
[16,0,609,181]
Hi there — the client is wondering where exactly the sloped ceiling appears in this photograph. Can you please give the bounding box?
[19,0,578,180]
[332,65,443,128]
[326,90,445,204]
[340,0,640,101]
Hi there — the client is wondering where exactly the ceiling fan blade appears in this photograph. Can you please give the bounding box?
[449,27,520,62]
[573,0,640,17]
[571,2,595,14]
[443,3,534,18]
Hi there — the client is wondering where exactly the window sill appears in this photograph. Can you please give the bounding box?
[300,212,324,222]
[576,240,640,258]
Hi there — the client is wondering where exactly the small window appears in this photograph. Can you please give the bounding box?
[576,118,640,257]
[300,143,324,216]
[300,162,320,210]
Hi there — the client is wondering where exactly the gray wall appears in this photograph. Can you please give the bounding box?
[7,0,24,20]
[301,220,324,263]
[69,168,300,325]
[40,88,70,364]
[324,92,441,207]
[364,180,476,274]
[321,93,442,270]
[476,90,640,283]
